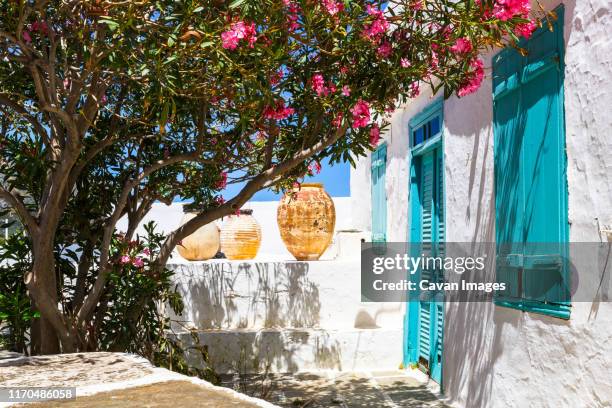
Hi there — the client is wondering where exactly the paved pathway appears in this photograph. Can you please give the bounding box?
[219,370,449,407]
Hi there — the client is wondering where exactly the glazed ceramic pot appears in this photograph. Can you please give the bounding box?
[176,211,220,261]
[277,183,336,261]
[220,209,262,260]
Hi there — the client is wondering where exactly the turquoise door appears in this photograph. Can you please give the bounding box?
[371,144,387,242]
[406,136,445,385]
[493,5,570,318]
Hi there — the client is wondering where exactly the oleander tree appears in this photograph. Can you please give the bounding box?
[0,0,543,354]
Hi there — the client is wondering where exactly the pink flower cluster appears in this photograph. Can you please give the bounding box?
[514,21,537,39]
[217,172,228,189]
[23,20,49,43]
[457,59,485,97]
[350,99,371,128]
[332,112,344,128]
[492,0,530,21]
[120,255,145,268]
[310,74,338,97]
[221,21,257,50]
[369,125,381,146]
[308,161,322,175]
[377,41,392,58]
[263,100,295,120]
[450,37,473,54]
[321,0,344,16]
[363,5,389,41]
[283,0,301,32]
[311,74,327,96]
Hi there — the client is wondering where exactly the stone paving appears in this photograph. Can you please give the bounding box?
[219,370,449,407]
[0,352,448,407]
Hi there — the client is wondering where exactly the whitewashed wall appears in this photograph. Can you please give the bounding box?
[352,0,612,406]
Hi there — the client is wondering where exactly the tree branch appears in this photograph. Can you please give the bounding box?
[75,151,205,325]
[0,187,39,234]
[156,124,348,267]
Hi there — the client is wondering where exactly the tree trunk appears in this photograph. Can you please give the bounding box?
[28,241,76,354]
[30,255,60,354]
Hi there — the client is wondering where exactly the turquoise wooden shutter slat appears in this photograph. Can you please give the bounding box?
[493,5,570,318]
[430,152,444,384]
[494,81,524,301]
[520,32,569,308]
[416,150,444,383]
[417,151,434,369]
[371,145,387,242]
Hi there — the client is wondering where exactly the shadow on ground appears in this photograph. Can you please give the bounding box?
[219,370,449,408]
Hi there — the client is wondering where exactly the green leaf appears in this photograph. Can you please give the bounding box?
[99,19,119,31]
[229,0,248,9]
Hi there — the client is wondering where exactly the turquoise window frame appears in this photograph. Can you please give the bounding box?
[371,142,388,243]
[492,4,570,320]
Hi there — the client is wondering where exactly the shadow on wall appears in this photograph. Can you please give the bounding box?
[441,3,579,406]
[167,262,322,331]
[168,261,345,373]
[177,328,343,374]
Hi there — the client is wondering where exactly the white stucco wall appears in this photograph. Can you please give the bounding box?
[352,0,612,406]
[168,258,405,373]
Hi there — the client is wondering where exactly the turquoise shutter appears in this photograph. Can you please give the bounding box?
[417,152,435,368]
[417,150,444,384]
[371,144,387,242]
[493,5,570,319]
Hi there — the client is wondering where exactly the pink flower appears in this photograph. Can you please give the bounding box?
[30,21,49,35]
[270,69,284,86]
[400,58,411,68]
[263,100,295,120]
[350,99,371,129]
[215,195,225,205]
[450,37,473,54]
[142,248,151,256]
[457,59,485,97]
[332,112,344,128]
[321,0,344,15]
[311,74,328,96]
[342,85,351,96]
[339,66,349,75]
[409,81,420,98]
[369,125,381,146]
[430,51,439,70]
[366,4,385,18]
[493,0,531,21]
[292,181,301,189]
[120,255,131,264]
[308,161,322,175]
[132,257,144,268]
[22,30,31,43]
[284,1,302,31]
[363,5,389,41]
[514,21,537,39]
[221,21,257,50]
[217,172,228,189]
[377,41,392,58]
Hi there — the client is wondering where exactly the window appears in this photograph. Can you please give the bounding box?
[410,100,443,150]
[493,5,570,319]
[371,143,387,243]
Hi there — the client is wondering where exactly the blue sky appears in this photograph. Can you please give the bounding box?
[222,158,350,201]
